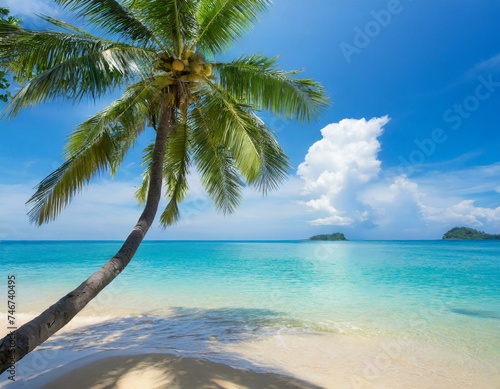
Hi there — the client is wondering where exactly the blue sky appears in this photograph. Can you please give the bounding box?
[1,0,499,240]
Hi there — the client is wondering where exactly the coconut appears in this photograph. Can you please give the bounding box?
[190,60,203,74]
[202,64,213,77]
[172,60,185,71]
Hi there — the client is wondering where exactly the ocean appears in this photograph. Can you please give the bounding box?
[0,240,499,388]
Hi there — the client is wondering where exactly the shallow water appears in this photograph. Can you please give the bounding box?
[1,240,499,387]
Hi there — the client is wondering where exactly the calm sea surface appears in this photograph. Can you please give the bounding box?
[1,240,499,369]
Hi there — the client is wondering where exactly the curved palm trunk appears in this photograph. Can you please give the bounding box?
[0,105,175,374]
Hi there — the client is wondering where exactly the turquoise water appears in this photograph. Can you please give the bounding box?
[1,240,499,362]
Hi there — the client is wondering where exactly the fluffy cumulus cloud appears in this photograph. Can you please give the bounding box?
[297,117,500,238]
[297,116,388,227]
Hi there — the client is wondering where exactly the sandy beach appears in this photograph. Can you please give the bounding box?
[36,353,322,389]
[2,313,499,389]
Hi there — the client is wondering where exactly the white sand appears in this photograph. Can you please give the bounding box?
[36,353,321,389]
[1,314,499,389]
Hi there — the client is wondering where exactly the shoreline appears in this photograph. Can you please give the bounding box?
[2,314,499,389]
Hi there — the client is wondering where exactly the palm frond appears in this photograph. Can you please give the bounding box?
[135,143,154,205]
[36,14,97,37]
[26,79,160,224]
[130,0,198,56]
[190,117,243,214]
[27,130,116,225]
[0,27,155,117]
[215,54,330,122]
[65,78,161,157]
[195,0,271,55]
[192,81,262,183]
[0,17,17,34]
[250,116,291,194]
[160,123,191,225]
[54,0,156,46]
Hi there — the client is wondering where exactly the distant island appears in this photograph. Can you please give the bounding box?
[309,233,347,241]
[442,227,500,240]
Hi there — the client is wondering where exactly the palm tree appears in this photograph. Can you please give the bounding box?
[0,7,20,102]
[0,0,328,373]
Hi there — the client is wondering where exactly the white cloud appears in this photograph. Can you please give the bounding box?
[422,200,500,227]
[298,116,387,194]
[297,117,500,238]
[298,116,389,227]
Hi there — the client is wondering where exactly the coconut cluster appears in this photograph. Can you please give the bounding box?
[156,51,213,83]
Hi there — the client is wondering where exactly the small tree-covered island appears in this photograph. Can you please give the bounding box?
[442,227,500,240]
[309,233,348,241]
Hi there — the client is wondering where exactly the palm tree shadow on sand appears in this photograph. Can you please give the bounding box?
[15,307,326,389]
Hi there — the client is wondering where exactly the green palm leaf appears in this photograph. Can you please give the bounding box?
[250,116,291,194]
[191,121,244,214]
[215,54,330,121]
[36,14,99,37]
[130,0,198,56]
[1,27,155,117]
[27,130,116,225]
[192,81,262,183]
[160,123,191,225]
[195,0,272,55]
[135,143,154,206]
[28,80,158,224]
[54,0,156,46]
[66,78,161,157]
